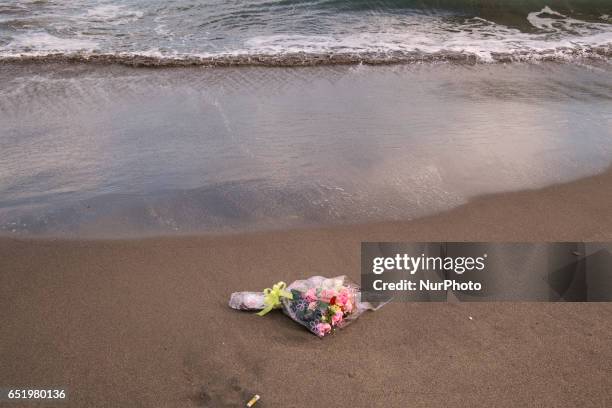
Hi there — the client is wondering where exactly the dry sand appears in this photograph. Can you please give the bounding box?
[1,168,612,407]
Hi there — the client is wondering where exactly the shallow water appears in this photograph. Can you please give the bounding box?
[0,62,610,237]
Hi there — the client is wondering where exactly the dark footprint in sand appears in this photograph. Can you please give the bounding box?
[183,352,257,407]
[192,378,255,407]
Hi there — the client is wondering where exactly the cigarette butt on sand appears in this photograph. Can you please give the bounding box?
[246,394,260,407]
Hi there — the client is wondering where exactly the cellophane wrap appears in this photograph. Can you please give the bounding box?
[229,275,381,337]
[228,291,266,310]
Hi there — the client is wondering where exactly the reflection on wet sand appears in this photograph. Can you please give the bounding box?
[0,62,611,236]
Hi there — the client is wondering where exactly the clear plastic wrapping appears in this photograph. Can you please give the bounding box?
[229,276,381,337]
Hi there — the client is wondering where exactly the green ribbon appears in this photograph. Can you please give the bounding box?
[257,281,293,316]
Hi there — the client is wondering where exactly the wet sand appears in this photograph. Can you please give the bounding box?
[1,167,612,407]
[3,62,612,237]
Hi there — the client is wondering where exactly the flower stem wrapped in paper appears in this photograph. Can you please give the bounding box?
[229,276,383,337]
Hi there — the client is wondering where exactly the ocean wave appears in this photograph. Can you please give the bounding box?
[0,2,610,66]
[527,6,610,34]
[1,46,610,67]
[223,0,611,17]
[6,32,99,52]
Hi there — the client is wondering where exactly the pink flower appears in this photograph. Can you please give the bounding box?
[331,311,344,326]
[316,323,332,337]
[320,289,337,302]
[344,300,353,313]
[308,301,317,311]
[304,288,317,302]
[336,291,349,307]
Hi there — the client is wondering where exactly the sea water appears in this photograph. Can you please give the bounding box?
[0,1,611,236]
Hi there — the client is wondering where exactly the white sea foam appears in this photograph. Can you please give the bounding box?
[527,6,610,35]
[242,11,612,63]
[0,6,610,64]
[6,32,98,53]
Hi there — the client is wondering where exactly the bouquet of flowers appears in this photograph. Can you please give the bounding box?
[229,276,381,337]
